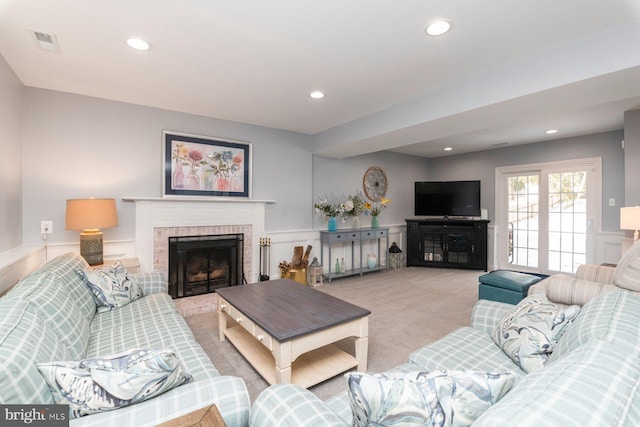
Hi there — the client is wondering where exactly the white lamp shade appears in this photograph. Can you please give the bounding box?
[621,206,640,241]
[621,206,640,230]
[65,198,118,231]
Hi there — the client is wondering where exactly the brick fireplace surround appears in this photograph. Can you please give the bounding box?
[124,198,271,308]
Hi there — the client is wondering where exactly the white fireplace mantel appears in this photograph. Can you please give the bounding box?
[123,197,275,281]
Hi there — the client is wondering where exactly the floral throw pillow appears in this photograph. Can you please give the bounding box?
[76,260,143,312]
[37,348,192,418]
[345,370,516,427]
[492,294,580,373]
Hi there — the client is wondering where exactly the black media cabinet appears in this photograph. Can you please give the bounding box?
[406,218,489,271]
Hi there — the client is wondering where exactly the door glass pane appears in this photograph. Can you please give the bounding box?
[548,171,587,273]
[507,174,539,268]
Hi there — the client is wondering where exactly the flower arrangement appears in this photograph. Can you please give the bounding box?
[206,150,242,180]
[314,195,344,219]
[366,197,391,217]
[343,192,366,217]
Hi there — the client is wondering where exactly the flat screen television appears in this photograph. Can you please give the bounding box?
[415,180,481,217]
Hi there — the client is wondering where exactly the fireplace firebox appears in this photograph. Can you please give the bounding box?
[168,234,244,298]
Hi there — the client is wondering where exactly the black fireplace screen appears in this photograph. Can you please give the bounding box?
[168,234,244,298]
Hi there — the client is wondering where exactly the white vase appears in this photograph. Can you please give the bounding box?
[351,216,360,229]
[367,254,377,269]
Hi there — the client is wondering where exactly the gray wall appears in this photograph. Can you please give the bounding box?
[4,72,633,251]
[624,109,640,206]
[21,88,314,245]
[0,55,23,251]
[425,130,626,232]
[312,151,429,229]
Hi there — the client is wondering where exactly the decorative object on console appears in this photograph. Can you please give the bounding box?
[366,254,377,269]
[365,197,390,228]
[65,198,118,266]
[315,195,344,230]
[307,257,323,287]
[162,130,251,198]
[343,192,366,229]
[621,206,640,241]
[389,242,403,270]
[363,166,388,202]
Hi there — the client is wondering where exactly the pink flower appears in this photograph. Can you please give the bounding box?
[189,150,203,162]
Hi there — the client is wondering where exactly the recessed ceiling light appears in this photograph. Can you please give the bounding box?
[309,91,325,99]
[126,38,150,51]
[425,19,451,36]
[444,147,453,151]
[545,129,558,134]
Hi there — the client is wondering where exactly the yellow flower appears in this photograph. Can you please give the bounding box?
[369,198,390,216]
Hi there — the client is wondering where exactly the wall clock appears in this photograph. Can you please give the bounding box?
[363,166,388,202]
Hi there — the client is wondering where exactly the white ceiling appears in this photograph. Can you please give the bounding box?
[1,0,640,158]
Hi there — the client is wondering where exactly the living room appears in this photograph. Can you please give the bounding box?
[2,3,640,426]
[2,2,640,286]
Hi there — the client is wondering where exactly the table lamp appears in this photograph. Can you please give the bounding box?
[65,198,118,265]
[620,206,640,241]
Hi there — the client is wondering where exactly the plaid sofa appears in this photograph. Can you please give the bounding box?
[250,289,640,426]
[0,252,250,427]
[529,240,640,307]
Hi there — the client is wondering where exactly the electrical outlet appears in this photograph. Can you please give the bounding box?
[41,220,53,234]
[609,198,616,207]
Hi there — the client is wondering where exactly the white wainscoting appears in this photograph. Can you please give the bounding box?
[2,225,623,295]
[0,245,46,296]
[597,232,625,264]
[45,240,137,263]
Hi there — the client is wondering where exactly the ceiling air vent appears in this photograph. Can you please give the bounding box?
[29,29,60,52]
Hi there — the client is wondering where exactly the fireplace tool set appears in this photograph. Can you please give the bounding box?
[259,237,271,281]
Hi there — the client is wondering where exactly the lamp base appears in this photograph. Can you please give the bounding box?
[80,230,104,266]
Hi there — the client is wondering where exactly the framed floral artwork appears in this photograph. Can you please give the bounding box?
[162,131,251,198]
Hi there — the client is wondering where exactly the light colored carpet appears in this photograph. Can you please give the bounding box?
[184,266,481,403]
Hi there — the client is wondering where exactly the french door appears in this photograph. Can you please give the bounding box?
[496,158,600,274]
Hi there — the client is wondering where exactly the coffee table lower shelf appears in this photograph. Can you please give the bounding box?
[224,325,359,388]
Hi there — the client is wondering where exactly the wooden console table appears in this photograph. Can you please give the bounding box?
[320,228,389,282]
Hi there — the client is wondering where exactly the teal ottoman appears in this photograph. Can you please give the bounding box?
[478,270,547,304]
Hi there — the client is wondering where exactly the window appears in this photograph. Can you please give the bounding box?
[496,158,600,274]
